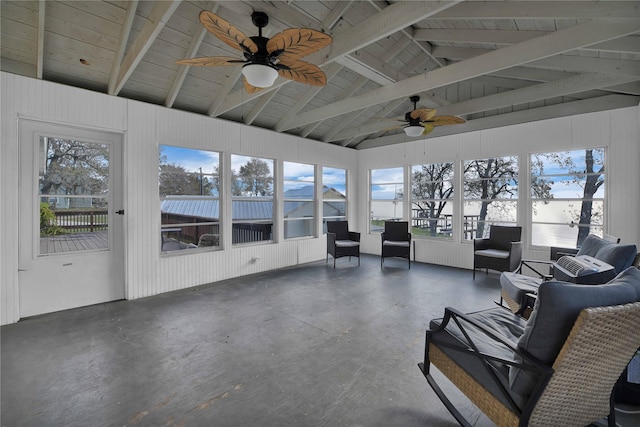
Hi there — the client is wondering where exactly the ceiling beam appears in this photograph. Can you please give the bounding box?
[414,28,549,45]
[109,0,138,96]
[36,0,45,79]
[216,1,462,115]
[355,94,640,149]
[110,0,180,96]
[432,1,640,20]
[274,63,343,132]
[166,3,218,108]
[281,20,640,131]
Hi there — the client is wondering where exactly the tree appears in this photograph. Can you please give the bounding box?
[411,163,454,235]
[237,158,273,196]
[40,138,109,208]
[464,157,519,238]
[159,163,215,196]
[532,149,604,247]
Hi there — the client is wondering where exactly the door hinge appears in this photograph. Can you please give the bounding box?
[116,209,125,215]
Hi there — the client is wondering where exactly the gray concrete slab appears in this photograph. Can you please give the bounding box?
[1,255,638,426]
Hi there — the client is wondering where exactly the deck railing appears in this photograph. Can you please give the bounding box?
[54,209,109,232]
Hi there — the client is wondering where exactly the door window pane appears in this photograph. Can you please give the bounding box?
[39,137,110,254]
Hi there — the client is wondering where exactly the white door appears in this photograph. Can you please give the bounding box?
[18,120,125,318]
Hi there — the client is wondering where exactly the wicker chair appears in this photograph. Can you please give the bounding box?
[381,221,412,268]
[473,225,522,279]
[326,221,360,267]
[419,267,640,427]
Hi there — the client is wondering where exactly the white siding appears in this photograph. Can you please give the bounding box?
[1,72,357,324]
[1,71,638,325]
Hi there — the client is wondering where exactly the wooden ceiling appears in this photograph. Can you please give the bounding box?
[2,1,639,149]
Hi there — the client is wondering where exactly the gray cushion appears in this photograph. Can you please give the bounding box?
[475,249,510,259]
[594,243,637,273]
[509,267,640,396]
[500,272,542,304]
[576,234,610,257]
[430,307,528,410]
[335,240,359,247]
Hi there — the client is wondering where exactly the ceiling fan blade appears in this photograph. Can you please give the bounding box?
[199,11,258,54]
[277,59,327,86]
[422,124,435,135]
[410,108,437,121]
[267,29,332,61]
[429,115,467,126]
[176,56,245,67]
[243,78,264,94]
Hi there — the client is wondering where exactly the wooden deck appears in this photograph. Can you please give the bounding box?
[40,231,108,254]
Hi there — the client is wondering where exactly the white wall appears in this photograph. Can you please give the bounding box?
[0,72,357,324]
[2,72,639,325]
[358,106,640,268]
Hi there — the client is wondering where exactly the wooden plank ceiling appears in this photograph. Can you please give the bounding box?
[2,1,639,149]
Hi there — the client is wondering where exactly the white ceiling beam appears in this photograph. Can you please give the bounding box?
[166,3,218,108]
[36,0,45,79]
[109,0,138,96]
[244,90,279,125]
[274,63,343,132]
[435,73,637,117]
[110,0,180,96]
[355,94,640,149]
[282,20,640,131]
[432,1,640,20]
[207,68,243,117]
[335,46,407,85]
[216,1,462,115]
[414,28,549,45]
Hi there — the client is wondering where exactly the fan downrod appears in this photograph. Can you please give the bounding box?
[409,95,420,109]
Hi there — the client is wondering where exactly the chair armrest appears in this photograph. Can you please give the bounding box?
[474,238,491,250]
[327,232,337,245]
[348,231,361,242]
[550,246,579,261]
[518,259,553,279]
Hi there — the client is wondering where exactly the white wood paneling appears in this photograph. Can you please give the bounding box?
[1,71,637,325]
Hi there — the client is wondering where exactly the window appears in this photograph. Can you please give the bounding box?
[322,167,347,233]
[530,148,605,248]
[411,162,454,239]
[370,167,404,233]
[231,155,274,245]
[283,161,315,239]
[159,145,220,252]
[463,156,518,240]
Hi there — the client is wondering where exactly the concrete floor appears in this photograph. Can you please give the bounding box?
[1,255,638,427]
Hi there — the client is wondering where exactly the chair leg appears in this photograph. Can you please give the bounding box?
[419,366,473,427]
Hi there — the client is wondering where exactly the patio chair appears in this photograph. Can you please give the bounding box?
[381,221,411,268]
[419,267,640,427]
[473,225,522,279]
[326,221,360,267]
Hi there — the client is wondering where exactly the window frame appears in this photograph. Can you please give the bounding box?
[321,166,347,233]
[410,162,455,240]
[159,145,221,253]
[369,167,405,234]
[283,161,316,239]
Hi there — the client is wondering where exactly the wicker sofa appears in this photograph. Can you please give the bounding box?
[419,267,640,427]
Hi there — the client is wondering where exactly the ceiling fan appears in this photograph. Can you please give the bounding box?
[176,11,332,93]
[386,96,466,137]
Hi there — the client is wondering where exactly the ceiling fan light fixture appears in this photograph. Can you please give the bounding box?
[242,63,278,88]
[404,125,424,137]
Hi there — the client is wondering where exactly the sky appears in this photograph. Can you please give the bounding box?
[160,145,347,195]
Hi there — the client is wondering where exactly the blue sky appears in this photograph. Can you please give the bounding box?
[160,145,347,195]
